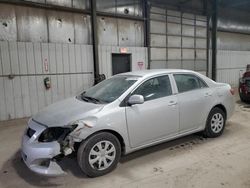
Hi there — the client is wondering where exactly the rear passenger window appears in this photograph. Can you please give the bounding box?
[174,74,207,93]
[133,75,172,101]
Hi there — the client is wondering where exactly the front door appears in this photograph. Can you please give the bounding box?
[112,54,131,75]
[125,75,179,148]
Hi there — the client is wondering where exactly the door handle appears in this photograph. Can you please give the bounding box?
[168,101,177,106]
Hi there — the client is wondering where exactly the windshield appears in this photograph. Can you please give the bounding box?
[79,76,139,103]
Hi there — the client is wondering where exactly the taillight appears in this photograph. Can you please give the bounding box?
[230,88,235,95]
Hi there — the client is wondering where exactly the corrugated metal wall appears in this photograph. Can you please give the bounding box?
[149,6,207,73]
[215,32,250,87]
[216,50,250,87]
[97,16,144,47]
[0,2,147,121]
[0,41,94,121]
[0,4,92,44]
[98,46,147,77]
[96,0,143,17]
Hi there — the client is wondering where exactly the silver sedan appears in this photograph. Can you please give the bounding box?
[21,69,235,177]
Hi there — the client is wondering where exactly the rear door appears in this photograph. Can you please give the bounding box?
[173,74,213,133]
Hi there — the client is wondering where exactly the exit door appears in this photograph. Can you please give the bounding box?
[112,54,131,75]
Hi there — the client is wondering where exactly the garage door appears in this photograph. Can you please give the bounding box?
[149,6,207,75]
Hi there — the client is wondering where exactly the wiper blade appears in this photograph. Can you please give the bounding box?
[81,95,102,104]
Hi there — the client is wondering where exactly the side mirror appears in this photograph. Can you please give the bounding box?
[128,95,144,106]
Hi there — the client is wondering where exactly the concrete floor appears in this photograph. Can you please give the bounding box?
[0,98,250,188]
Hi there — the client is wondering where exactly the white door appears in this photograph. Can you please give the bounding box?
[126,75,179,148]
[173,74,213,133]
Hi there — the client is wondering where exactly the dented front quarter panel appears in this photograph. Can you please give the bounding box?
[69,100,131,153]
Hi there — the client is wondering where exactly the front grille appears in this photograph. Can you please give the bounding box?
[26,128,36,138]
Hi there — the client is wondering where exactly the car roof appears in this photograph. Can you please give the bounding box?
[117,69,197,78]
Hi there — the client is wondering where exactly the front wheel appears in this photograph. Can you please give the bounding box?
[203,107,226,138]
[77,132,121,177]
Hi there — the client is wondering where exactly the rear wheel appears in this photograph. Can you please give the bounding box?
[77,132,121,177]
[203,107,226,138]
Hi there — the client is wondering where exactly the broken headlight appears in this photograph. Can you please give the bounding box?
[38,125,77,142]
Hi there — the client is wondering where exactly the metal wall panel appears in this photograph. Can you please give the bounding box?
[218,32,250,51]
[196,26,206,37]
[196,49,206,59]
[74,14,92,44]
[195,60,206,71]
[151,48,166,60]
[216,50,250,87]
[196,38,206,49]
[0,4,91,44]
[150,21,166,34]
[151,61,167,69]
[167,60,182,69]
[183,49,194,59]
[182,60,195,70]
[27,0,88,9]
[149,6,207,72]
[118,18,136,46]
[96,0,116,13]
[96,0,142,17]
[48,11,74,43]
[151,7,165,14]
[167,23,181,35]
[182,25,194,36]
[98,16,144,47]
[168,49,181,60]
[150,34,166,47]
[73,0,89,9]
[46,0,72,7]
[116,0,135,16]
[134,0,143,17]
[98,17,118,46]
[29,0,46,3]
[0,4,17,41]
[168,36,181,48]
[150,13,166,21]
[182,37,194,48]
[134,21,144,47]
[16,6,48,42]
[98,46,147,78]
[0,41,94,121]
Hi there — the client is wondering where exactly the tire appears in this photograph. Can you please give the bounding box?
[77,132,121,177]
[240,94,246,103]
[203,107,226,138]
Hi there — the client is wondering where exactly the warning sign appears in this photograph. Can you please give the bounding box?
[138,62,144,70]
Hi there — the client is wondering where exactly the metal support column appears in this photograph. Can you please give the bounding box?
[211,0,218,81]
[204,0,210,77]
[90,0,100,84]
[143,0,151,69]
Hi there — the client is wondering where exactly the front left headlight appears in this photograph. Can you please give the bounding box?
[38,125,77,142]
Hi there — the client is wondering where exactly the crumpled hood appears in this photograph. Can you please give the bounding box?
[33,97,105,127]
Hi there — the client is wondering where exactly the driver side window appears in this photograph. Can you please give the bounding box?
[133,75,172,101]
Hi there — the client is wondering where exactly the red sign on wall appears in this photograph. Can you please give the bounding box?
[44,58,48,72]
[120,48,128,53]
[138,62,144,70]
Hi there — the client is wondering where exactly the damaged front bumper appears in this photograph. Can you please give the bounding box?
[21,120,67,176]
